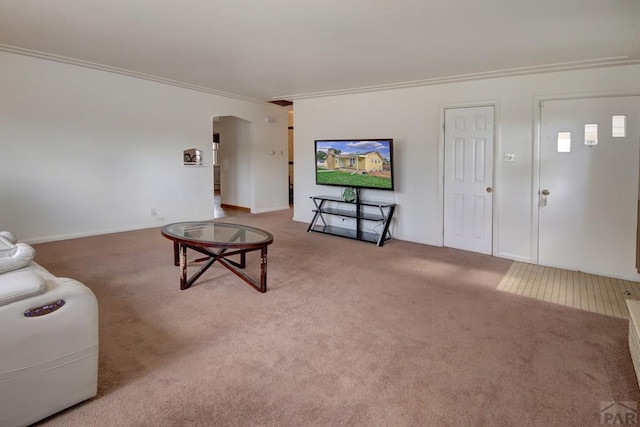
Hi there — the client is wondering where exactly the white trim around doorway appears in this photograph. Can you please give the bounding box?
[438,100,501,254]
[531,90,640,264]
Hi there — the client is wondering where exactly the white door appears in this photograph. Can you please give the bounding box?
[539,96,640,280]
[444,106,494,254]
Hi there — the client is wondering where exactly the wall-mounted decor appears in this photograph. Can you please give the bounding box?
[183,148,203,165]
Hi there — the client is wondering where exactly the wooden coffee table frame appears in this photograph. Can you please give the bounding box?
[161,223,273,293]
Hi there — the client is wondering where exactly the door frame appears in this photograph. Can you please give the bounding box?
[438,101,500,253]
[212,115,256,213]
[531,90,640,264]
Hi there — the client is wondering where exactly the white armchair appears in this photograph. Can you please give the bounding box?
[0,233,99,427]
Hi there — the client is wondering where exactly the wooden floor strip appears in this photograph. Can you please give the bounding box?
[497,262,640,319]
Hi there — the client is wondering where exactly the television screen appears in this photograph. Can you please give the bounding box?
[315,139,394,191]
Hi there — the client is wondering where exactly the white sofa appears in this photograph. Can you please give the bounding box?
[0,232,99,427]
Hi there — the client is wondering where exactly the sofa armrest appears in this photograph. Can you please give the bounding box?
[0,276,99,427]
[0,277,99,374]
[0,270,47,307]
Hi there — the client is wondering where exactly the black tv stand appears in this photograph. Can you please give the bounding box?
[307,194,396,246]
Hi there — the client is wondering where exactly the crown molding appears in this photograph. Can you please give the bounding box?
[3,44,638,105]
[0,44,269,105]
[278,56,640,100]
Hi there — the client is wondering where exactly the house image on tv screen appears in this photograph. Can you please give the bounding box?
[324,149,385,173]
[315,139,394,190]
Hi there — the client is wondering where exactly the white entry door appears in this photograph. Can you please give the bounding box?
[444,106,494,254]
[539,97,640,280]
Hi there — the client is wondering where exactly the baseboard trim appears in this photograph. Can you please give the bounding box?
[220,204,251,212]
[23,223,165,244]
[253,206,291,214]
[495,252,534,263]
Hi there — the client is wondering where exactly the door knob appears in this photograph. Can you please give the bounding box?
[540,189,550,207]
[486,187,492,193]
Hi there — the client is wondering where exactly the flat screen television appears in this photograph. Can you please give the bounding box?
[315,139,394,191]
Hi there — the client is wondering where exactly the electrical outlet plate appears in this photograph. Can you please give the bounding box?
[503,152,515,162]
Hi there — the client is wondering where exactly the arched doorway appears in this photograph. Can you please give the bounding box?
[212,116,253,217]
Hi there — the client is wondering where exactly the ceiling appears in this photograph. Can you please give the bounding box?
[1,0,639,103]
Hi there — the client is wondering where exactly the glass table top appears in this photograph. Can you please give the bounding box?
[161,222,273,246]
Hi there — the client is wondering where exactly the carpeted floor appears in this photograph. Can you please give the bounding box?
[32,209,639,426]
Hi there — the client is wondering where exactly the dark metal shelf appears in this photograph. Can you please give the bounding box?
[311,207,385,222]
[309,225,381,244]
[307,195,396,247]
[312,195,395,208]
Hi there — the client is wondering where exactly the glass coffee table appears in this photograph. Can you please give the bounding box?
[161,222,274,292]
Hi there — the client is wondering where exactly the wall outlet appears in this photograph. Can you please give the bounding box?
[150,208,157,216]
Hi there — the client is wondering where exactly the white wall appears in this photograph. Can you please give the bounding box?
[293,64,640,263]
[0,51,288,242]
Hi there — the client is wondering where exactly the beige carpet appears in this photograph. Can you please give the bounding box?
[498,261,640,319]
[31,210,639,426]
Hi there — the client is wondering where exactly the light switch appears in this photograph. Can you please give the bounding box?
[503,152,515,162]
